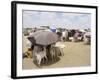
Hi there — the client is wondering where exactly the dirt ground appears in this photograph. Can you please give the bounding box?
[22,35,91,69]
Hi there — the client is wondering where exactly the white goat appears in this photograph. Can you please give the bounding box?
[34,47,47,66]
[55,42,65,56]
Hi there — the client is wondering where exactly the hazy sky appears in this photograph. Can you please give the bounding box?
[23,10,91,29]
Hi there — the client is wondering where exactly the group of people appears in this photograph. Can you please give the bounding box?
[56,29,91,43]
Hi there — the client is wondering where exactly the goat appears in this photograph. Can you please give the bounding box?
[34,47,47,66]
[55,42,65,56]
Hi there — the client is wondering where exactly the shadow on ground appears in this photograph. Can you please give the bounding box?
[33,57,60,68]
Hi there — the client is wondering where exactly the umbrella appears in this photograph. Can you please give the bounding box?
[27,30,43,44]
[84,32,91,38]
[84,32,91,36]
[28,31,58,46]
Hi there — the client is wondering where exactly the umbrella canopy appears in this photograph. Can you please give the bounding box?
[28,30,58,46]
[84,32,91,36]
[27,30,43,44]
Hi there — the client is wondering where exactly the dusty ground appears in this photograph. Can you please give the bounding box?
[22,35,90,70]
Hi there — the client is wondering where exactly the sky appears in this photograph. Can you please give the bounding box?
[23,10,91,29]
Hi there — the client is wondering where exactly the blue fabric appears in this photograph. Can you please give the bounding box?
[50,25,56,32]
